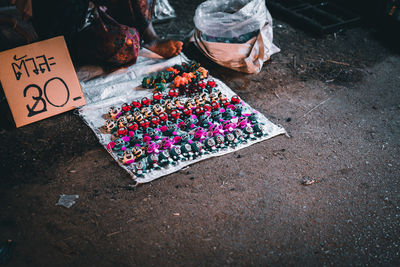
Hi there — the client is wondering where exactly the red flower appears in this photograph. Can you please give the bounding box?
[231,95,241,104]
[151,116,160,126]
[168,88,179,98]
[198,82,206,89]
[203,104,212,112]
[131,100,141,108]
[195,106,205,115]
[183,108,192,117]
[207,80,216,88]
[122,103,131,112]
[140,120,150,129]
[153,91,163,101]
[170,109,181,119]
[127,122,139,131]
[211,101,220,110]
[141,97,151,106]
[117,127,128,136]
[221,99,230,107]
[159,112,168,122]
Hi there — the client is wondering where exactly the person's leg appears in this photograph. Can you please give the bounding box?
[104,0,182,58]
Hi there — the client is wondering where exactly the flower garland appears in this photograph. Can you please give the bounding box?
[103,61,268,178]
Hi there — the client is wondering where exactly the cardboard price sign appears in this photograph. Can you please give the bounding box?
[0,36,86,127]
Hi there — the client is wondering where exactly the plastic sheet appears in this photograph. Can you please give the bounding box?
[78,51,286,184]
[78,48,185,104]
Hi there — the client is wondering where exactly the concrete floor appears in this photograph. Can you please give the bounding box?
[1,1,399,266]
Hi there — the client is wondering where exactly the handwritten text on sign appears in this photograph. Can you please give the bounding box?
[0,36,86,127]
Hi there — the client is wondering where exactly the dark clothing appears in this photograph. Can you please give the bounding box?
[31,0,155,65]
[32,0,154,41]
[32,0,90,43]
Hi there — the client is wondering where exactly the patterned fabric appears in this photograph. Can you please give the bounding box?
[107,25,141,65]
[72,8,141,66]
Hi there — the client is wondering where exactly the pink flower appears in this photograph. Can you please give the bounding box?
[143,136,152,142]
[107,142,115,150]
[173,136,182,144]
[125,159,135,165]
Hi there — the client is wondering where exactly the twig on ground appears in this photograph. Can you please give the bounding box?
[304,58,350,66]
[326,60,350,66]
[107,231,120,237]
[273,88,280,98]
[300,97,332,118]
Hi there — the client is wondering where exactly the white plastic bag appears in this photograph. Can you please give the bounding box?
[153,0,176,22]
[192,0,280,74]
[194,0,267,38]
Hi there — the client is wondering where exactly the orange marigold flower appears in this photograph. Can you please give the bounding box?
[182,72,195,82]
[166,67,179,75]
[174,76,189,87]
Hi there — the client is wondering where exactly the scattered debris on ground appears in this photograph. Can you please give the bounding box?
[56,195,79,208]
[301,176,321,186]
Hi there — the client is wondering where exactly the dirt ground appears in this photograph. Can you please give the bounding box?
[1,1,400,266]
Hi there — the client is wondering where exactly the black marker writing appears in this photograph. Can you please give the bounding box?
[23,84,47,117]
[44,77,70,107]
[12,54,56,81]
[23,77,71,117]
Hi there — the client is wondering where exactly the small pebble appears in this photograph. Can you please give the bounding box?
[301,176,320,186]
